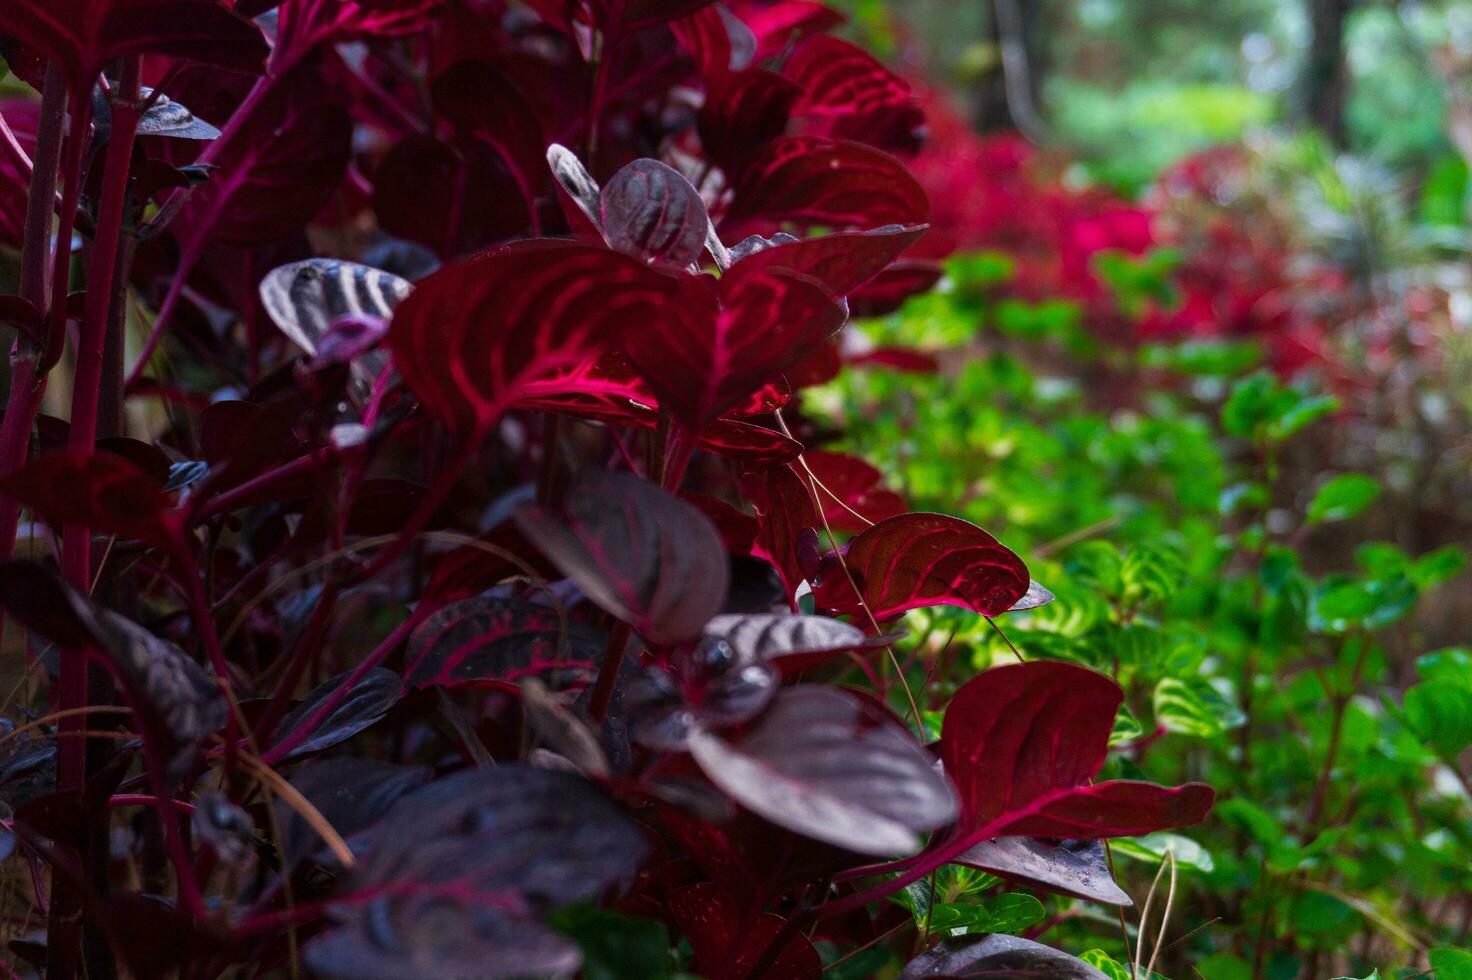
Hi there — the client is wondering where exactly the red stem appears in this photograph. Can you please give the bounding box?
[0,63,69,560]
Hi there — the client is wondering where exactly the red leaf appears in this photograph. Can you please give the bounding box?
[735,0,845,61]
[622,265,846,431]
[430,59,547,226]
[941,661,1215,838]
[668,883,820,980]
[801,449,905,533]
[600,158,711,268]
[848,260,944,317]
[846,346,941,374]
[0,0,266,92]
[729,224,926,298]
[723,137,928,232]
[740,463,816,608]
[812,513,1029,621]
[170,66,350,249]
[697,68,801,173]
[0,451,177,548]
[372,133,532,258]
[671,4,755,79]
[388,239,683,432]
[514,470,728,645]
[682,493,759,554]
[785,35,910,127]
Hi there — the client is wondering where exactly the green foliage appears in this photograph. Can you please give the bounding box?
[819,258,1472,977]
[548,906,680,980]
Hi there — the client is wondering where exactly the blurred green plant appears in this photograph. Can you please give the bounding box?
[807,251,1472,977]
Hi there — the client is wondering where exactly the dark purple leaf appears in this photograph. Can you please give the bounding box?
[191,793,256,867]
[402,596,605,690]
[699,612,896,676]
[626,634,777,750]
[514,470,728,645]
[812,513,1030,621]
[520,678,610,778]
[901,935,1109,980]
[346,765,648,907]
[272,668,402,759]
[277,757,432,867]
[688,685,957,855]
[600,158,711,268]
[941,661,1214,839]
[305,904,580,980]
[0,563,224,783]
[431,59,547,223]
[955,837,1132,906]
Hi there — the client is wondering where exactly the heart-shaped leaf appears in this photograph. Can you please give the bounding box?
[0,451,176,549]
[955,837,1132,906]
[600,158,711,268]
[723,137,928,232]
[388,239,682,432]
[688,685,957,855]
[515,470,728,645]
[941,660,1214,840]
[812,513,1030,621]
[272,668,403,759]
[901,935,1109,980]
[403,596,606,690]
[0,0,267,92]
[258,259,412,357]
[622,265,846,432]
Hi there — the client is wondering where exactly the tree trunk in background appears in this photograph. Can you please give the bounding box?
[974,0,1049,141]
[1303,0,1349,146]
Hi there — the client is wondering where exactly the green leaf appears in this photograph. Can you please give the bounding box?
[1268,393,1338,441]
[548,906,673,980]
[925,893,1045,935]
[1430,947,1472,980]
[1307,474,1380,525]
[815,941,894,980]
[1417,648,1472,687]
[1412,545,1467,589]
[1154,677,1244,738]
[1109,832,1215,872]
[1080,949,1168,980]
[1309,575,1418,634]
[1110,704,1144,746]
[1121,545,1186,604]
[1404,681,1472,757]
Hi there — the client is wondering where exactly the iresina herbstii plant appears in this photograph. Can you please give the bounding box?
[0,0,1225,977]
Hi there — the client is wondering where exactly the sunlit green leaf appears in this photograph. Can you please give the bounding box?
[1307,474,1380,525]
